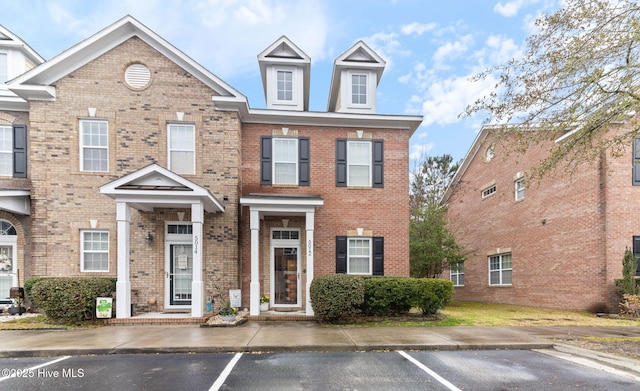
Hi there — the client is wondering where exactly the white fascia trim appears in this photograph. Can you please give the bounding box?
[6,84,55,101]
[240,197,324,208]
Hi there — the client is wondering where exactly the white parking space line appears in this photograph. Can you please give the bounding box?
[0,356,71,382]
[209,353,242,391]
[398,351,462,391]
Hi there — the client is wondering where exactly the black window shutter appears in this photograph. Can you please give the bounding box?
[13,124,27,178]
[336,236,347,273]
[260,136,272,185]
[372,236,384,276]
[634,137,640,186]
[336,139,347,186]
[372,140,384,188]
[634,236,640,276]
[299,137,310,186]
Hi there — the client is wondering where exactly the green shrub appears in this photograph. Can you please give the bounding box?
[24,277,50,304]
[412,278,454,315]
[30,277,116,321]
[310,274,365,323]
[362,277,414,316]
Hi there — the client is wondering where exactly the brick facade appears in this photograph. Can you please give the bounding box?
[445,124,640,312]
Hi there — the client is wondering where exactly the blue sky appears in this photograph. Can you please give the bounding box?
[1,0,560,167]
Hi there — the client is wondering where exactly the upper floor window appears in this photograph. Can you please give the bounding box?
[0,52,7,84]
[347,141,371,186]
[0,125,11,176]
[515,178,525,201]
[633,137,640,186]
[81,230,109,272]
[351,74,367,105]
[277,70,293,101]
[168,124,195,175]
[273,138,298,185]
[260,136,310,186]
[489,253,512,286]
[80,120,108,172]
[336,139,384,188]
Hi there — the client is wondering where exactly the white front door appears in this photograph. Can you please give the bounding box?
[0,220,17,299]
[270,229,301,308]
[165,223,193,309]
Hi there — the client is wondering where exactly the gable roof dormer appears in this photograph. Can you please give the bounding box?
[6,15,246,105]
[258,36,310,111]
[0,24,45,111]
[327,41,386,114]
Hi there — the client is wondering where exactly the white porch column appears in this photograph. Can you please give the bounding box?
[116,202,131,318]
[191,202,204,317]
[305,211,315,316]
[249,209,261,316]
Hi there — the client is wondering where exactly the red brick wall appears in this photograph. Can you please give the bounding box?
[240,123,412,304]
[446,130,622,312]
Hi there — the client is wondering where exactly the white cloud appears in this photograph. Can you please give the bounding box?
[401,22,437,36]
[493,0,541,18]
[410,142,435,161]
[432,34,474,66]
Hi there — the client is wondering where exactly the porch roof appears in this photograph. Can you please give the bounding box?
[100,164,224,213]
[0,188,30,215]
[240,193,323,217]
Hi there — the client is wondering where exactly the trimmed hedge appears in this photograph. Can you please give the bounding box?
[363,277,454,316]
[30,277,116,321]
[24,277,50,304]
[310,274,365,323]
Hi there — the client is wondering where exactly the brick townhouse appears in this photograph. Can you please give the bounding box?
[442,122,640,312]
[0,16,422,319]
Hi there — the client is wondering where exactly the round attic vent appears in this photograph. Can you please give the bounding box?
[124,63,151,89]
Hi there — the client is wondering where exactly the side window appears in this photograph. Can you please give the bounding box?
[168,123,195,175]
[633,236,640,276]
[0,125,11,176]
[489,253,512,286]
[260,136,310,186]
[515,178,525,201]
[336,139,384,187]
[80,120,108,172]
[81,230,109,272]
[450,262,464,286]
[0,124,27,178]
[0,220,17,298]
[336,236,384,275]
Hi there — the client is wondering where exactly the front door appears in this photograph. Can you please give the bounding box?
[270,228,301,308]
[168,244,193,306]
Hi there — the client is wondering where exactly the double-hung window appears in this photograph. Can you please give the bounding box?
[489,253,512,286]
[450,262,465,286]
[348,238,371,274]
[81,230,109,272]
[273,138,298,185]
[347,141,371,186]
[168,123,195,175]
[260,136,310,186]
[351,74,367,105]
[0,125,11,176]
[80,120,108,172]
[277,70,293,101]
[336,139,384,187]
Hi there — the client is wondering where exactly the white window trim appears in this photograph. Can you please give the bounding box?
[515,178,525,201]
[344,69,375,112]
[272,137,298,185]
[0,124,11,176]
[268,66,301,109]
[79,119,109,172]
[450,262,464,287]
[482,184,496,199]
[0,51,7,84]
[167,123,196,175]
[80,230,109,272]
[347,237,372,275]
[347,140,372,187]
[488,253,512,286]
[0,220,18,288]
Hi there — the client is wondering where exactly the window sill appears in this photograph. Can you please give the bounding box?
[346,186,373,190]
[271,184,299,188]
[488,284,512,287]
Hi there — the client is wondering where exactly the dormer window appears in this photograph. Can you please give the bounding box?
[277,70,293,101]
[351,74,367,105]
[0,52,7,84]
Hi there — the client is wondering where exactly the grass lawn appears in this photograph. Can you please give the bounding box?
[0,315,106,330]
[351,301,640,327]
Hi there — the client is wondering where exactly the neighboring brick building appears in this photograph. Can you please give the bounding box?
[0,16,421,318]
[442,123,640,312]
